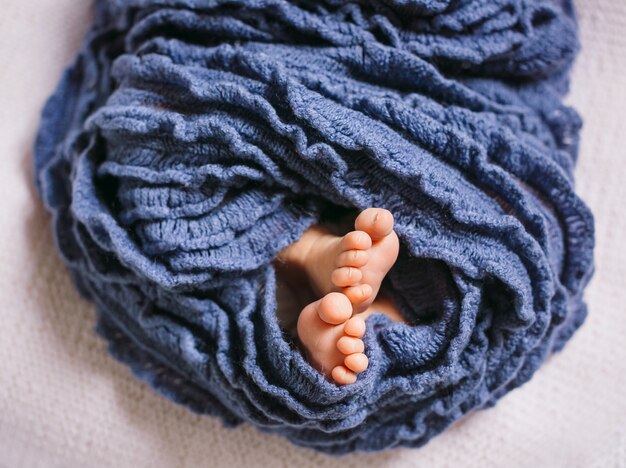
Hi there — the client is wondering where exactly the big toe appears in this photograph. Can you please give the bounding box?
[355,208,394,241]
[316,292,353,325]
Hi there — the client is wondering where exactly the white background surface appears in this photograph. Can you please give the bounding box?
[0,1,624,467]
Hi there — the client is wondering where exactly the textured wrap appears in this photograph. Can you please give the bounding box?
[34,0,595,454]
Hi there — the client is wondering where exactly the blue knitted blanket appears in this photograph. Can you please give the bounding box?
[34,0,595,454]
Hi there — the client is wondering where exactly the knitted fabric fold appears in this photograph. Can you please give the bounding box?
[34,0,594,454]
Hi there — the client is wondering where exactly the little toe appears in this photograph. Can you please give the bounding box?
[344,315,366,338]
[316,292,352,325]
[341,231,372,251]
[331,267,362,288]
[336,249,369,268]
[331,365,357,385]
[355,208,394,241]
[344,353,369,373]
[337,336,364,354]
[343,284,373,305]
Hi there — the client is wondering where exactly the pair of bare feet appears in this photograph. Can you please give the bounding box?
[277,208,404,385]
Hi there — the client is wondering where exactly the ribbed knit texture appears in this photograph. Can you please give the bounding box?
[33,0,594,454]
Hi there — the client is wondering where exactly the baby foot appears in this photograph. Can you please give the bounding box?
[306,208,399,314]
[351,208,400,313]
[297,292,368,385]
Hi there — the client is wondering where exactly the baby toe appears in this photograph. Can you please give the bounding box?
[317,292,352,324]
[355,208,394,241]
[331,365,357,385]
[341,230,372,251]
[336,336,364,354]
[343,284,373,305]
[344,315,366,338]
[344,353,369,373]
[331,266,362,288]
[336,249,369,268]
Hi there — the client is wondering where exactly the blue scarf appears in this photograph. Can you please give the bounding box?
[34,0,594,453]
